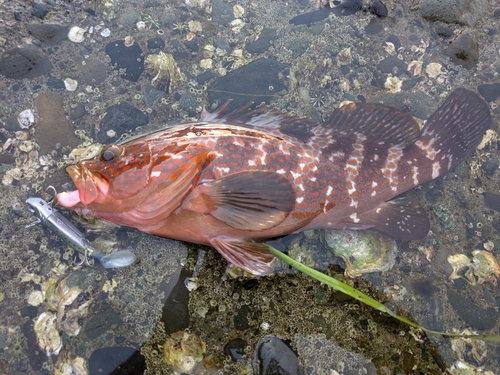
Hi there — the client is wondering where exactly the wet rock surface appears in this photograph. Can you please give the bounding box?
[420,0,488,27]
[445,29,479,69]
[253,335,304,375]
[478,82,500,102]
[105,40,144,82]
[26,23,67,45]
[447,288,498,330]
[0,45,52,79]
[97,102,149,143]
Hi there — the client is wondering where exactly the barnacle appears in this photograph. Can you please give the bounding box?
[145,52,180,93]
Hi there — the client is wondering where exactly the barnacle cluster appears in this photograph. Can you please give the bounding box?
[144,52,180,94]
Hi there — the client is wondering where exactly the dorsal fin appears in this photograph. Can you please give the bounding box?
[318,102,422,148]
[200,101,319,141]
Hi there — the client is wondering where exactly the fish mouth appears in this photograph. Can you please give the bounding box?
[56,164,109,207]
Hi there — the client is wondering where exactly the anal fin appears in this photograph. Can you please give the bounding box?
[338,197,430,240]
[211,238,275,275]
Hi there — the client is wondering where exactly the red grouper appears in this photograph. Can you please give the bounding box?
[56,88,492,275]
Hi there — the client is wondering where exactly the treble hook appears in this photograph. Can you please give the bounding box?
[46,185,57,205]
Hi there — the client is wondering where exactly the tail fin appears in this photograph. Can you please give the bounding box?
[414,88,491,179]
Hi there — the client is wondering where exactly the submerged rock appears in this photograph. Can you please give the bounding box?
[253,335,304,375]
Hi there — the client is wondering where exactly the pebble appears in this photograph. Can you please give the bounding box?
[26,23,67,45]
[224,338,247,361]
[446,288,498,330]
[289,10,329,25]
[484,193,500,212]
[31,2,50,19]
[246,28,277,53]
[208,57,287,110]
[46,75,66,89]
[105,40,144,82]
[377,55,408,76]
[495,8,500,18]
[81,59,108,86]
[144,83,164,107]
[367,0,388,18]
[69,103,87,120]
[477,82,500,102]
[147,37,165,50]
[481,161,498,176]
[420,0,488,27]
[445,29,479,69]
[212,0,234,25]
[253,335,304,375]
[33,92,80,155]
[88,347,139,375]
[179,92,197,115]
[364,18,384,35]
[0,45,52,79]
[97,102,148,143]
[433,24,454,38]
[328,0,363,17]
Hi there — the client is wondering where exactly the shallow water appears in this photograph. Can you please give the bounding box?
[0,0,499,374]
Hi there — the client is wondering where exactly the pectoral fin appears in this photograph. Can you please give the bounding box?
[211,237,275,275]
[204,171,296,231]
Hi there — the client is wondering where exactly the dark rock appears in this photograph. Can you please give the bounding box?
[81,59,108,86]
[364,18,384,35]
[88,347,138,375]
[197,71,217,84]
[377,55,407,76]
[234,305,251,330]
[26,23,67,45]
[434,24,454,38]
[144,83,164,107]
[97,102,149,143]
[69,103,87,120]
[0,45,52,79]
[477,82,500,102]
[47,75,65,89]
[20,305,38,318]
[5,115,22,131]
[445,30,479,69]
[215,37,231,52]
[208,57,288,110]
[246,28,277,54]
[495,8,500,18]
[147,37,165,50]
[184,38,198,52]
[328,0,363,17]
[224,338,247,361]
[253,335,304,375]
[420,0,488,27]
[97,102,148,143]
[14,11,22,21]
[31,3,49,19]
[84,303,123,340]
[482,161,498,176]
[161,268,190,335]
[212,0,234,25]
[22,320,47,372]
[168,39,190,61]
[487,27,497,36]
[367,0,388,18]
[105,40,144,82]
[447,288,498,330]
[289,10,328,25]
[179,92,197,115]
[386,35,401,51]
[484,192,500,212]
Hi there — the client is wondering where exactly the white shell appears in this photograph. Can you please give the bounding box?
[100,28,111,37]
[64,78,78,92]
[68,26,87,43]
[18,109,35,129]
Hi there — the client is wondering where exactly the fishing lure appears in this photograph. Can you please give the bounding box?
[26,196,137,269]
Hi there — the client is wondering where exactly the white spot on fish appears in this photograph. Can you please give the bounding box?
[371,181,378,188]
[276,169,286,174]
[248,160,256,166]
[371,191,377,197]
[299,163,306,170]
[291,171,301,180]
[151,171,161,177]
[349,199,358,208]
[376,207,381,213]
[350,213,360,223]
[296,196,304,204]
[432,161,440,179]
[326,186,333,196]
[216,167,231,174]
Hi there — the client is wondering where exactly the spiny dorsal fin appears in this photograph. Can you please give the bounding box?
[319,102,422,148]
[200,101,319,141]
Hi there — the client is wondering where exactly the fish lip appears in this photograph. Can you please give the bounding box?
[63,164,109,206]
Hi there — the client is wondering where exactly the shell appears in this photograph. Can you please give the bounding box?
[163,331,206,374]
[407,60,423,77]
[325,230,398,277]
[425,62,443,79]
[34,312,62,356]
[337,47,352,65]
[64,78,78,92]
[447,254,471,280]
[384,74,402,93]
[145,52,179,93]
[68,26,87,43]
[18,109,35,129]
[471,250,500,285]
[200,58,213,69]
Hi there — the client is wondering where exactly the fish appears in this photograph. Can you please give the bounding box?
[26,197,137,268]
[55,88,491,275]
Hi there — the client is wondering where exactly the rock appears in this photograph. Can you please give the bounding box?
[69,103,86,120]
[367,0,388,18]
[420,0,488,27]
[377,55,408,76]
[495,8,500,18]
[46,75,65,89]
[0,45,52,79]
[364,18,384,35]
[289,10,329,25]
[97,102,148,143]
[253,335,304,375]
[144,83,164,107]
[445,30,479,69]
[477,82,500,102]
[80,59,108,86]
[433,24,454,38]
[147,37,165,50]
[33,92,80,155]
[105,40,144,82]
[208,57,288,110]
[212,0,234,25]
[484,193,500,212]
[447,288,498,330]
[88,347,138,375]
[287,38,310,59]
[84,303,123,340]
[224,338,247,361]
[482,161,498,176]
[31,2,50,19]
[246,28,277,54]
[179,92,197,115]
[26,24,67,45]
[328,0,363,17]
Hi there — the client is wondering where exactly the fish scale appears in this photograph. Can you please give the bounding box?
[56,88,492,275]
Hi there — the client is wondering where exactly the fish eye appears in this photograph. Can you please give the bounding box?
[101,145,122,162]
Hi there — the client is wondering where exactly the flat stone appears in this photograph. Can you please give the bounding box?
[208,57,288,110]
[31,2,50,19]
[447,288,498,330]
[246,28,277,54]
[484,193,500,212]
[81,59,108,86]
[377,55,408,76]
[105,40,144,82]
[212,0,234,25]
[0,45,52,79]
[445,30,479,69]
[26,23,67,45]
[34,92,80,155]
[420,0,488,27]
[477,82,500,102]
[97,102,148,143]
